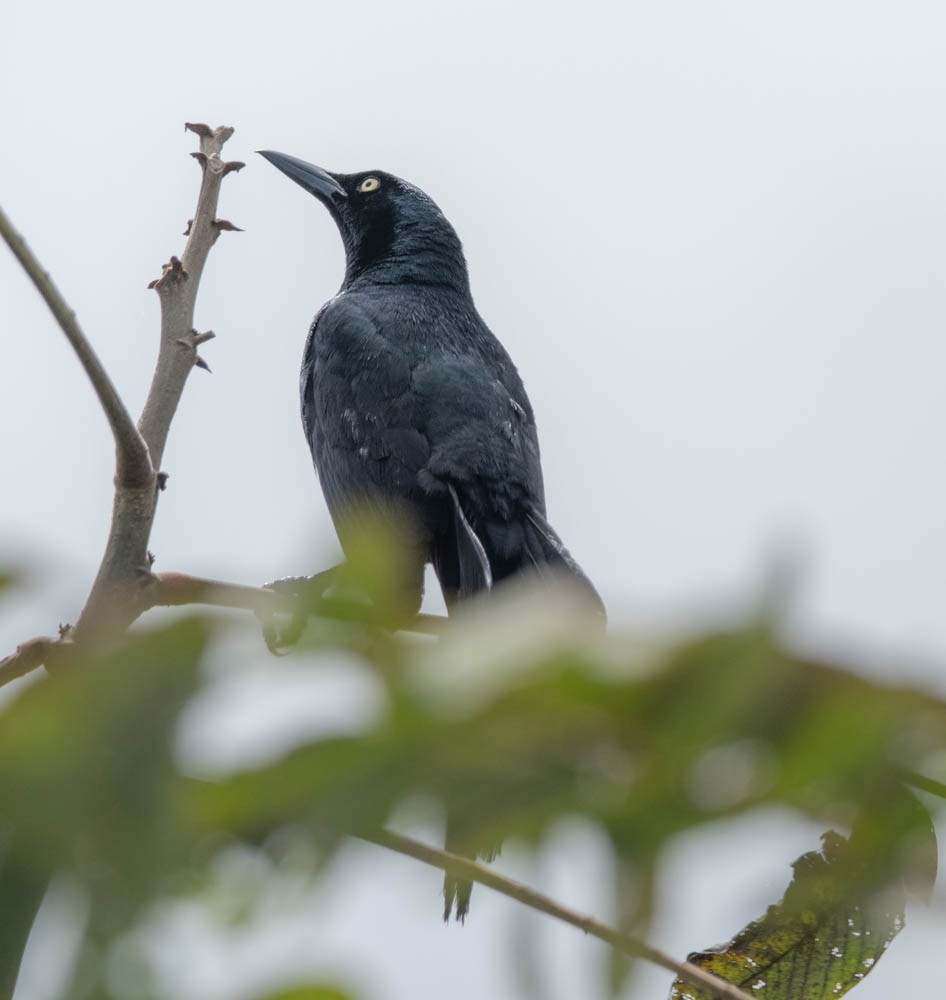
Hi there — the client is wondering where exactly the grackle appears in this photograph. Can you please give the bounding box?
[259,150,605,918]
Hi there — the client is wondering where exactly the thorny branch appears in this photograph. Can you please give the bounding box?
[0,148,242,988]
[138,123,244,472]
[74,123,244,637]
[0,123,242,643]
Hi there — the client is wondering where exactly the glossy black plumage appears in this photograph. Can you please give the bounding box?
[260,150,605,917]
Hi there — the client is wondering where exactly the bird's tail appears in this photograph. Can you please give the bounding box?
[443,825,502,923]
[519,505,606,617]
[443,487,606,618]
[437,492,605,921]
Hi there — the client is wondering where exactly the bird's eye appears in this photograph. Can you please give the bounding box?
[358,176,381,193]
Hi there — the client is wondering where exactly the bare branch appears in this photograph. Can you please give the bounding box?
[141,572,446,635]
[0,635,65,688]
[141,573,448,647]
[0,206,152,488]
[146,572,284,615]
[0,572,447,689]
[362,829,755,1000]
[74,125,241,637]
[138,124,240,472]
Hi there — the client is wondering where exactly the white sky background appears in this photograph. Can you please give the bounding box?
[2,0,945,997]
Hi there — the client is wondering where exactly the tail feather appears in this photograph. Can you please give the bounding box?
[435,491,604,921]
[523,506,607,617]
[443,826,502,922]
[447,484,493,596]
[443,871,472,923]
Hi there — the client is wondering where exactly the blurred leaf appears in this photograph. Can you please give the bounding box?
[187,735,403,845]
[323,505,429,629]
[250,987,356,1000]
[3,549,941,1000]
[668,807,932,1000]
[187,619,946,895]
[0,618,209,935]
[608,856,656,998]
[844,785,938,904]
[0,833,48,998]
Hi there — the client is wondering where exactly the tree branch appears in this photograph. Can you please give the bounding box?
[142,572,446,636]
[72,124,242,638]
[137,123,243,473]
[361,829,755,1000]
[0,572,446,690]
[0,206,152,488]
[0,636,68,688]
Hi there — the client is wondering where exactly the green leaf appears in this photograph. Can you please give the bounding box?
[188,620,946,914]
[0,617,209,935]
[311,507,431,630]
[0,834,48,999]
[668,821,918,1000]
[608,857,656,997]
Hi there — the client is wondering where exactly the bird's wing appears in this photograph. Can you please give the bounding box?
[412,350,604,612]
[301,296,435,558]
[303,295,602,613]
[411,352,545,509]
[410,351,553,592]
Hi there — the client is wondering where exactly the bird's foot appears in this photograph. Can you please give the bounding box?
[256,568,340,653]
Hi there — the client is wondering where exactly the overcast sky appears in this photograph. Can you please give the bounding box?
[2,1,944,998]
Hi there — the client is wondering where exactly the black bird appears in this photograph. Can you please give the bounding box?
[259,150,605,917]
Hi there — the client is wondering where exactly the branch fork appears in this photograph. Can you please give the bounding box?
[0,123,242,638]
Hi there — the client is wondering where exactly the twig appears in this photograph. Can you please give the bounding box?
[0,206,152,488]
[138,124,243,472]
[0,572,447,690]
[143,572,446,636]
[146,573,285,614]
[0,636,66,688]
[901,770,946,802]
[361,829,755,1000]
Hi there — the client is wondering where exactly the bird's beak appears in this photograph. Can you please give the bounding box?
[257,150,348,202]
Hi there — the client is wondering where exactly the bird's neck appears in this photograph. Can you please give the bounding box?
[342,223,470,292]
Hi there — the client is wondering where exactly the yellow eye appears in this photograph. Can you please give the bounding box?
[358,176,381,193]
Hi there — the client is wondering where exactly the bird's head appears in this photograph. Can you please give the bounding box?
[258,150,469,290]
